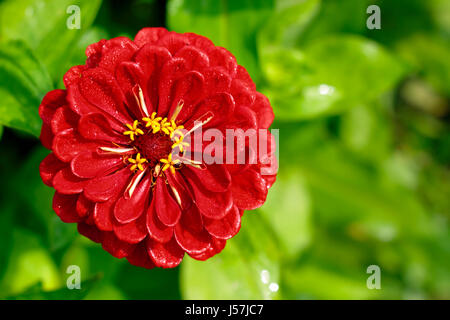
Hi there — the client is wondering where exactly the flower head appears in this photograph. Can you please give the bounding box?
[39,28,277,268]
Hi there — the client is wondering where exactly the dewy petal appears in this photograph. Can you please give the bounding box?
[230,79,256,107]
[93,194,119,231]
[39,89,66,148]
[166,71,205,123]
[231,168,268,210]
[134,27,169,47]
[77,222,103,243]
[183,170,233,219]
[174,205,211,255]
[78,113,128,144]
[188,238,226,261]
[50,106,78,135]
[52,128,99,162]
[184,164,231,193]
[157,57,188,116]
[126,242,156,269]
[70,151,123,179]
[146,237,185,268]
[53,167,86,195]
[146,197,173,243]
[101,232,134,259]
[96,37,138,73]
[115,62,151,118]
[251,92,274,129]
[40,153,66,187]
[203,205,241,239]
[174,46,210,71]
[184,92,235,130]
[78,68,132,124]
[155,176,181,227]
[207,46,237,77]
[53,192,83,223]
[113,214,147,244]
[156,32,191,55]
[114,175,151,224]
[84,166,132,202]
[76,194,93,218]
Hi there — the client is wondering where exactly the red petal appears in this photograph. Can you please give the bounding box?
[52,192,83,223]
[63,65,86,87]
[115,62,151,118]
[97,37,138,73]
[251,92,274,129]
[165,171,193,211]
[39,153,66,187]
[174,46,209,71]
[157,57,188,116]
[167,71,205,123]
[146,198,173,243]
[78,68,132,124]
[126,243,156,269]
[204,205,241,239]
[231,79,256,107]
[207,46,237,77]
[51,106,78,135]
[189,238,226,261]
[53,167,86,195]
[235,65,256,91]
[101,232,134,259]
[146,237,184,268]
[184,164,231,193]
[157,32,191,55]
[52,128,99,162]
[70,151,122,179]
[76,194,93,218]
[185,92,235,130]
[93,194,119,231]
[78,113,128,144]
[231,168,268,210]
[134,27,169,47]
[203,66,232,95]
[113,214,147,244]
[114,176,151,224]
[39,89,66,125]
[174,206,211,255]
[155,176,181,227]
[40,123,54,149]
[77,222,103,243]
[84,166,131,202]
[183,170,233,219]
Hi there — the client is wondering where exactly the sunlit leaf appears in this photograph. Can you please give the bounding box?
[181,214,281,299]
[0,41,52,136]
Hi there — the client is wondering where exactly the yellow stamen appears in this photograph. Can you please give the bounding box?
[160,153,180,175]
[123,120,144,141]
[172,135,189,153]
[128,153,147,171]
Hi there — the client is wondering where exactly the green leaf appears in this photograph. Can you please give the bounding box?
[0,0,102,81]
[181,213,281,299]
[260,167,312,258]
[167,0,274,83]
[261,35,406,119]
[0,41,52,136]
[0,229,62,297]
[396,33,450,95]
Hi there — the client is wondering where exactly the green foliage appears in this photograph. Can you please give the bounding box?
[0,41,52,136]
[0,0,448,300]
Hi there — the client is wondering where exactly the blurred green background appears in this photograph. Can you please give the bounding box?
[0,0,449,299]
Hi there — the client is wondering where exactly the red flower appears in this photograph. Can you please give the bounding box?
[39,28,277,268]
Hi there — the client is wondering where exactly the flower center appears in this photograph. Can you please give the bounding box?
[121,112,187,175]
[133,132,173,167]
